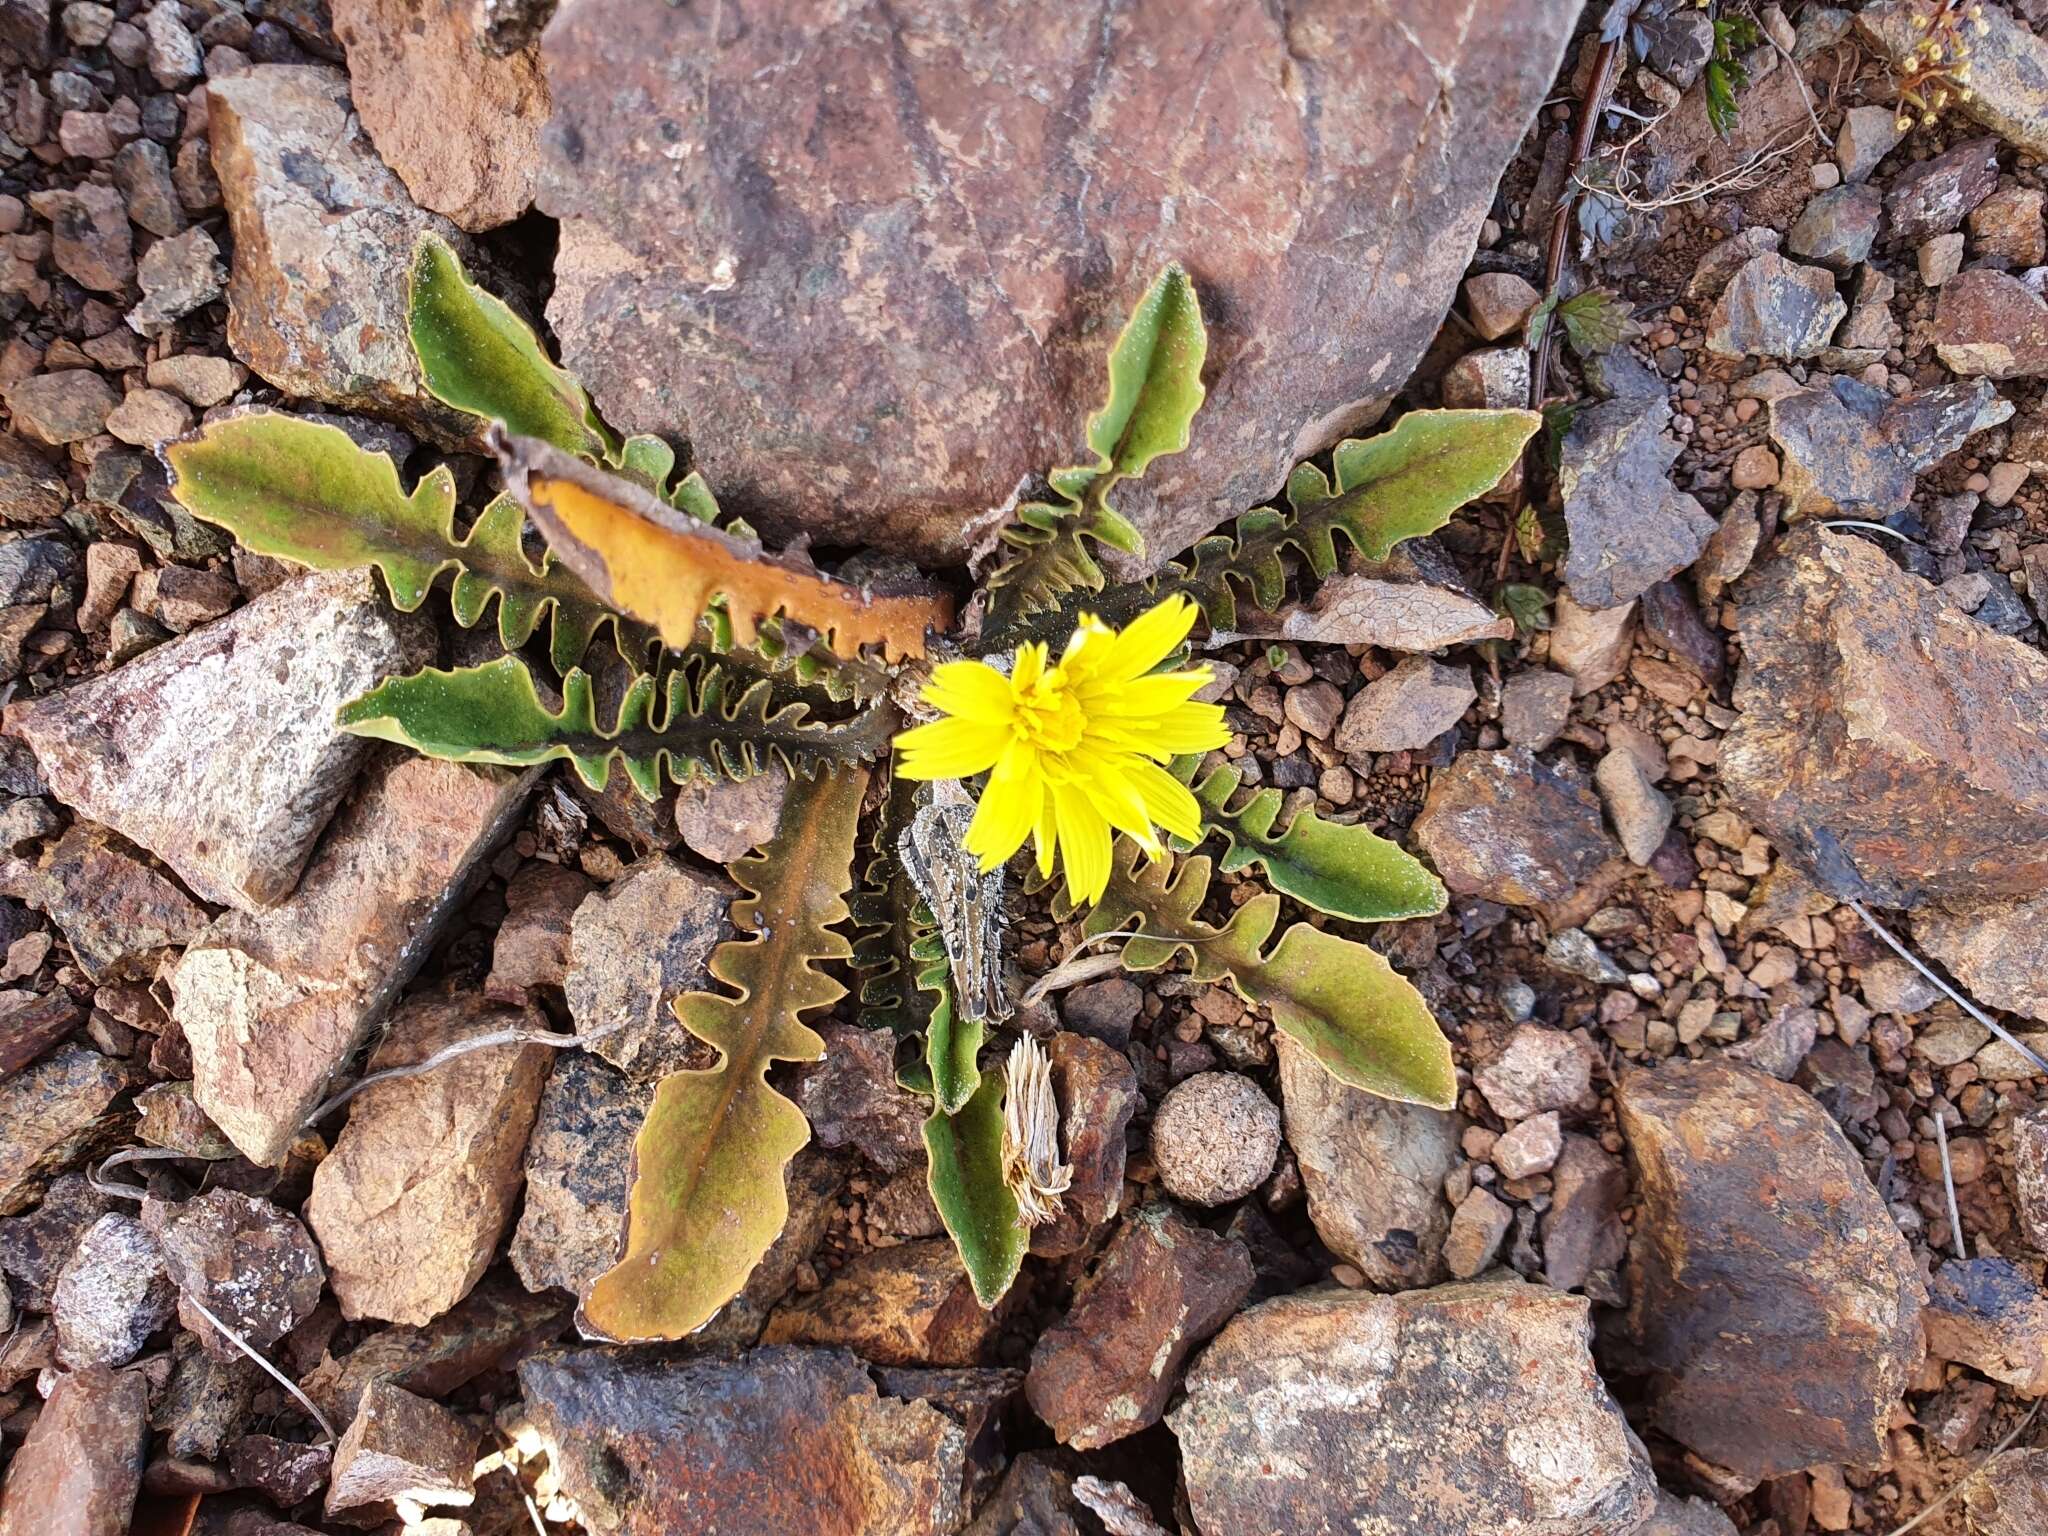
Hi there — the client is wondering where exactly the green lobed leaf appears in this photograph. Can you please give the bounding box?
[984,263,1210,635]
[1544,290,1640,358]
[1176,759,1447,923]
[337,654,894,793]
[407,234,612,461]
[1086,846,1456,1110]
[583,765,868,1340]
[851,777,940,1039]
[987,407,1540,648]
[1049,262,1208,503]
[924,1070,1026,1308]
[162,410,641,673]
[923,941,982,1116]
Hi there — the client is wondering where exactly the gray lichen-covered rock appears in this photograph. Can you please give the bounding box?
[144,1190,324,1357]
[1557,397,1718,610]
[1768,375,2012,517]
[509,1049,641,1301]
[565,855,730,1079]
[206,65,479,444]
[1706,252,1846,360]
[535,0,1580,562]
[1413,748,1620,908]
[1171,1277,1656,1536]
[1721,529,2048,908]
[9,568,432,912]
[1616,1059,1925,1478]
[170,753,538,1166]
[52,1212,176,1368]
[517,1346,1012,1535]
[1277,1036,1456,1288]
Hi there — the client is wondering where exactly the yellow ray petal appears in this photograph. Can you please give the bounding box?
[1129,758,1204,842]
[1093,594,1200,683]
[893,715,1011,780]
[1052,781,1113,905]
[922,659,1016,724]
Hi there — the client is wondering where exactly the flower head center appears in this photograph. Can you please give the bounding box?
[1011,661,1085,755]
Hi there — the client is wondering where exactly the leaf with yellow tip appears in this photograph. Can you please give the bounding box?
[162,409,643,673]
[498,434,951,663]
[582,764,868,1341]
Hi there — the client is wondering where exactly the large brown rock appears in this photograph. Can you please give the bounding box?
[518,1345,1011,1535]
[9,567,433,912]
[306,993,551,1325]
[1412,747,1620,908]
[1025,1203,1251,1450]
[206,65,478,444]
[1615,1060,1925,1479]
[760,1238,997,1367]
[1276,1034,1457,1288]
[1171,1277,1656,1536]
[0,822,206,979]
[332,0,549,231]
[0,1045,142,1215]
[1916,894,2048,1025]
[1723,529,2048,907]
[169,752,537,1165]
[535,0,1582,563]
[0,1365,147,1536]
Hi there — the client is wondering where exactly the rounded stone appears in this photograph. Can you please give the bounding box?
[1151,1072,1282,1206]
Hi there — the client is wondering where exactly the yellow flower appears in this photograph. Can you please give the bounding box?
[893,595,1231,905]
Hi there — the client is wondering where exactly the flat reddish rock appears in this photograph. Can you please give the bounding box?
[331,0,549,231]
[306,993,550,1326]
[169,753,537,1165]
[518,1346,1011,1535]
[325,1380,476,1517]
[1616,1059,1925,1479]
[0,1365,147,1536]
[1721,528,2048,907]
[1026,1203,1251,1449]
[536,0,1578,563]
